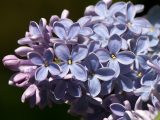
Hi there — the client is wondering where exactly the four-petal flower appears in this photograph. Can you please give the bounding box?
[28,48,61,81]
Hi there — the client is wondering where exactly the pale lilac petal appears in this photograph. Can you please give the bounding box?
[95,1,108,17]
[110,24,126,36]
[58,19,73,29]
[141,92,150,101]
[88,41,101,53]
[68,23,80,39]
[15,46,33,57]
[21,84,39,103]
[95,67,115,81]
[59,63,70,78]
[141,72,157,86]
[35,66,48,81]
[108,60,120,78]
[48,63,61,75]
[29,21,41,35]
[108,34,122,54]
[72,45,88,62]
[135,4,144,13]
[79,27,93,36]
[77,16,91,26]
[121,38,128,50]
[39,18,47,30]
[95,49,110,63]
[93,24,109,39]
[53,22,67,39]
[55,43,70,62]
[61,9,69,19]
[135,36,149,54]
[117,51,135,65]
[109,2,126,15]
[70,63,87,81]
[88,76,101,97]
[127,2,136,21]
[28,52,43,65]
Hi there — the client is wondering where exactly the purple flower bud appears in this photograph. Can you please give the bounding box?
[61,9,69,19]
[15,46,34,56]
[21,84,40,104]
[9,72,33,87]
[2,55,20,71]
[84,5,95,16]
[17,37,32,45]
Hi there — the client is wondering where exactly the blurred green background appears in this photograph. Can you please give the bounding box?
[0,0,160,120]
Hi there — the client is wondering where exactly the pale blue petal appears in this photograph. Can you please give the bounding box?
[48,63,61,75]
[88,76,101,97]
[59,63,70,78]
[29,21,41,35]
[95,49,110,63]
[93,24,109,39]
[53,22,67,39]
[108,60,120,78]
[55,43,70,62]
[95,67,115,81]
[135,36,149,54]
[70,63,87,81]
[68,23,80,39]
[108,34,122,54]
[28,52,43,65]
[72,45,88,62]
[127,2,136,21]
[95,1,108,17]
[117,51,135,65]
[35,66,48,81]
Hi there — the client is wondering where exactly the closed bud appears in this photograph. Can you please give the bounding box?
[21,84,40,104]
[17,37,31,45]
[9,72,31,87]
[2,55,20,71]
[84,5,95,16]
[61,9,69,19]
[15,46,33,57]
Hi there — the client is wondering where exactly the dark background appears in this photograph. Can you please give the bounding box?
[0,0,159,120]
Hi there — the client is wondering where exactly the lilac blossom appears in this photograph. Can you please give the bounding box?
[55,43,88,81]
[84,53,115,97]
[115,2,151,35]
[52,20,80,44]
[28,48,61,81]
[2,0,160,120]
[95,34,135,77]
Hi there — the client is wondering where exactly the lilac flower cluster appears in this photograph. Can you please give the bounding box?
[2,0,160,119]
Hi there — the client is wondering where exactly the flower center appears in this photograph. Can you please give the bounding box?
[150,27,154,32]
[54,58,61,64]
[111,54,116,59]
[127,22,132,27]
[137,72,142,78]
[68,59,72,65]
[44,61,49,67]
